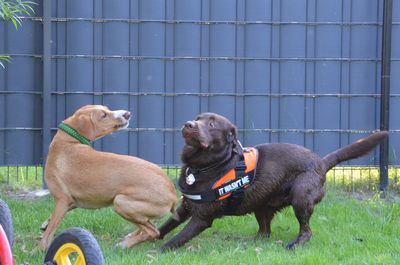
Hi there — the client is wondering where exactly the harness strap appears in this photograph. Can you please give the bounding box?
[178,147,258,203]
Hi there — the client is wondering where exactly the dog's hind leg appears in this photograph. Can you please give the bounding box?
[286,172,324,250]
[113,195,164,248]
[158,199,191,239]
[117,221,160,249]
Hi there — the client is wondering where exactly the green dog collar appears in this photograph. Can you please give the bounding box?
[58,122,92,146]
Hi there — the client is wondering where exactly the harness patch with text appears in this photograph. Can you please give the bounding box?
[178,147,258,203]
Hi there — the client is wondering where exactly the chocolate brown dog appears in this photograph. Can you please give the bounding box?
[158,112,388,251]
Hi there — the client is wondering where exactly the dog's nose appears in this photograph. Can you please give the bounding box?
[184,121,196,129]
[123,111,131,120]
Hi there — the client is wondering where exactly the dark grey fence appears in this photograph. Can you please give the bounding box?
[0,0,399,169]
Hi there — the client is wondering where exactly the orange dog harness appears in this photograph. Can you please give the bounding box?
[179,147,258,203]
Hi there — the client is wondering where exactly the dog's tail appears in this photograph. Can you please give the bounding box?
[322,131,389,173]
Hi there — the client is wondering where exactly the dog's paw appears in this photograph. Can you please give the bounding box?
[40,219,49,231]
[254,232,271,240]
[159,246,168,253]
[39,240,49,252]
[115,241,129,250]
[160,244,174,253]
[285,241,297,250]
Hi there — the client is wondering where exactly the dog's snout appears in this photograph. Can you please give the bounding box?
[184,121,196,129]
[123,111,131,120]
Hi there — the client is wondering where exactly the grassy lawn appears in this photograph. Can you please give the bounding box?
[1,190,399,265]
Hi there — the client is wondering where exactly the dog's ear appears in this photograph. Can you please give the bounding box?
[76,114,96,140]
[228,126,243,155]
[226,127,237,143]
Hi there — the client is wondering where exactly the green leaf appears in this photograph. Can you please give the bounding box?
[0,55,12,68]
[0,0,36,30]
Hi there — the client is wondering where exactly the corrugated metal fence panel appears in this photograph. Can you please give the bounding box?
[243,0,272,147]
[0,0,43,165]
[391,0,400,163]
[0,0,399,166]
[172,0,202,163]
[313,0,345,160]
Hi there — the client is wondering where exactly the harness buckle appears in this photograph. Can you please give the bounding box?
[235,160,247,172]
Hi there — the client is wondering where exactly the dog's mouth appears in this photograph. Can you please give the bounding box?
[182,128,209,149]
[114,122,129,130]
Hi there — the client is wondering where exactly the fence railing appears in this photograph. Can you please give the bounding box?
[1,165,399,194]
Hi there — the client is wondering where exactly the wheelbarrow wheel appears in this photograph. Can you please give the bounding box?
[0,199,13,247]
[44,227,104,265]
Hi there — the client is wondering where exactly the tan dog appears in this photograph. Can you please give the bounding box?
[40,105,177,250]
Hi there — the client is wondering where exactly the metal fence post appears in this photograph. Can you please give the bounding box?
[379,0,393,197]
[42,0,52,189]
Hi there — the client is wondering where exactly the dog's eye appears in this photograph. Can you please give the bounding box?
[209,122,215,128]
[101,112,107,119]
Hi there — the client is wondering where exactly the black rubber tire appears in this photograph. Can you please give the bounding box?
[0,199,13,247]
[44,227,105,265]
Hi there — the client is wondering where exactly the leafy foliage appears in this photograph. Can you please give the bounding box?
[0,0,36,68]
[0,55,11,68]
[0,0,35,29]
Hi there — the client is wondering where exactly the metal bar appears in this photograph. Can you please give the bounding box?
[8,53,400,62]
[128,0,132,159]
[303,0,309,147]
[162,0,167,165]
[243,0,248,140]
[277,0,282,143]
[15,16,400,26]
[268,0,273,144]
[347,0,353,167]
[235,0,240,137]
[379,0,393,196]
[339,0,344,152]
[42,0,52,189]
[46,91,400,97]
[3,21,8,165]
[6,90,400,97]
[0,91,42,94]
[374,0,381,160]
[311,0,317,150]
[122,128,393,133]
[0,128,42,131]
[2,127,400,134]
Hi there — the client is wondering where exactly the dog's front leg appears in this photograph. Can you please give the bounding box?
[160,216,213,252]
[159,201,191,239]
[39,200,74,251]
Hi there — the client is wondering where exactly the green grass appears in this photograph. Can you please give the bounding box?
[2,191,400,265]
[326,167,400,193]
[0,166,43,190]
[1,166,399,264]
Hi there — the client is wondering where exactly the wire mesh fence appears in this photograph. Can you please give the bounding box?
[1,165,399,194]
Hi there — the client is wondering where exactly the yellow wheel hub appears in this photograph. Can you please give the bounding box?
[53,243,86,265]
